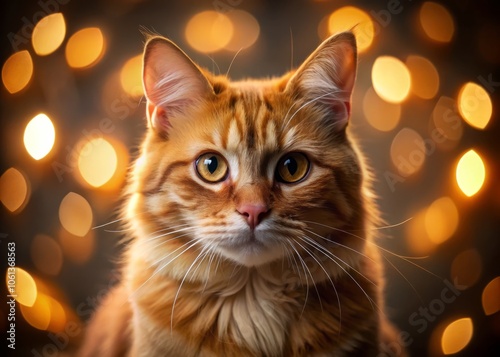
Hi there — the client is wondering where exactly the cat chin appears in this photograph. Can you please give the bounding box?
[217,243,284,267]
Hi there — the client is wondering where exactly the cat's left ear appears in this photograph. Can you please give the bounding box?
[142,37,214,137]
[285,32,357,131]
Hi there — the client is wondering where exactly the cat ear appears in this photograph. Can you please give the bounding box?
[285,32,357,131]
[142,37,213,136]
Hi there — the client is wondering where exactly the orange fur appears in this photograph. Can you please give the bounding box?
[78,32,406,356]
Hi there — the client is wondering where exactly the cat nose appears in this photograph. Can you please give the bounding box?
[237,204,270,229]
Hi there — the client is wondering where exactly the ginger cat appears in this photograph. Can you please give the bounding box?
[78,32,406,356]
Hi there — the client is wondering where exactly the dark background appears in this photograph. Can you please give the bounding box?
[1,0,499,355]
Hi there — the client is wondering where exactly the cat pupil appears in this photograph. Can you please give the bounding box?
[284,158,297,176]
[205,157,218,174]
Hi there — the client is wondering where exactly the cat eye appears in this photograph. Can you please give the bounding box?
[195,153,229,183]
[275,152,310,184]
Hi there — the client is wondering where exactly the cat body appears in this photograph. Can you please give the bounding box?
[78,32,405,356]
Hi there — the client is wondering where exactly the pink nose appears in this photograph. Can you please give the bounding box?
[237,204,269,229]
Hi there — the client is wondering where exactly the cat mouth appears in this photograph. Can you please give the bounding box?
[215,231,284,266]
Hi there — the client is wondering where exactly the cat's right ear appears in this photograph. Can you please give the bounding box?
[142,37,213,137]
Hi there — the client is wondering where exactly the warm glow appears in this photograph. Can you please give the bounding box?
[372,56,411,103]
[185,11,233,53]
[59,227,95,264]
[59,192,93,237]
[328,6,374,53]
[120,54,143,97]
[431,96,463,149]
[406,207,436,255]
[451,249,482,289]
[425,196,459,244]
[32,13,66,56]
[441,317,473,354]
[31,234,64,276]
[420,2,455,43]
[225,10,260,51]
[458,82,492,130]
[482,277,500,316]
[45,294,67,332]
[20,292,51,330]
[66,27,105,69]
[0,167,30,213]
[24,113,56,160]
[77,138,118,188]
[456,150,486,197]
[406,55,439,99]
[6,267,37,307]
[390,128,426,177]
[362,87,401,131]
[2,50,33,94]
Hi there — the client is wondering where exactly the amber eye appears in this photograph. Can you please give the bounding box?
[275,153,310,183]
[195,153,229,183]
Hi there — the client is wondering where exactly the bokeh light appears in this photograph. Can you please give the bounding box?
[59,192,93,237]
[362,87,401,131]
[441,317,473,354]
[406,207,436,255]
[372,56,411,103]
[451,249,482,289]
[24,113,56,160]
[419,2,455,43]
[66,27,105,69]
[455,149,486,197]
[5,267,37,307]
[0,167,30,213]
[32,13,66,56]
[19,291,68,332]
[224,10,260,51]
[424,196,459,244]
[482,277,500,316]
[185,11,233,53]
[77,138,118,188]
[30,234,64,276]
[457,82,492,130]
[431,96,463,150]
[327,6,374,53]
[2,50,33,94]
[406,55,440,99]
[120,54,143,97]
[390,128,426,177]
[75,136,128,190]
[58,227,95,264]
[20,292,51,331]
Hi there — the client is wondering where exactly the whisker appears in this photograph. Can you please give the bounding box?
[225,47,244,78]
[171,245,209,332]
[283,92,337,130]
[292,240,334,320]
[301,233,377,287]
[303,227,377,264]
[298,236,377,317]
[92,218,125,230]
[304,220,442,284]
[286,241,310,318]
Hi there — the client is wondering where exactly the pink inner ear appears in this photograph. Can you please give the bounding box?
[147,103,171,135]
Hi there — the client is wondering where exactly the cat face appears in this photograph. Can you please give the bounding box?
[131,32,366,269]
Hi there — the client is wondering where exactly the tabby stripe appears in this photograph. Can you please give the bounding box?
[141,160,190,196]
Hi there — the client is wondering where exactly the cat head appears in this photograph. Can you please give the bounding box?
[129,32,370,270]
